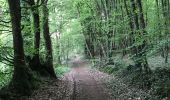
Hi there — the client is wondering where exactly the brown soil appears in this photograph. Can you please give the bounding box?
[65,60,114,100]
[26,60,114,100]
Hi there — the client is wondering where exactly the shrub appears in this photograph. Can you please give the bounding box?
[55,65,70,77]
[150,67,170,99]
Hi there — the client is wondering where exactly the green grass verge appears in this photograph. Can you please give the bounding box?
[55,65,70,77]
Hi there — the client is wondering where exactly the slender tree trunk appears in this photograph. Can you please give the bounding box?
[42,0,56,78]
[136,0,150,72]
[130,0,150,72]
[29,0,41,71]
[161,0,169,63]
[56,32,61,64]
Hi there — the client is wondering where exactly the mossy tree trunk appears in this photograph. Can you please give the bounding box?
[8,0,34,95]
[129,0,150,73]
[42,0,56,78]
[29,0,41,71]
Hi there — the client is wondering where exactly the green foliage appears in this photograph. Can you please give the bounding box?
[107,77,150,99]
[0,64,12,88]
[109,66,170,100]
[151,67,170,99]
[99,59,126,74]
[96,55,170,99]
[55,65,70,77]
[0,0,169,98]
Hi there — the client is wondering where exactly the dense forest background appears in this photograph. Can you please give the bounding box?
[0,0,170,99]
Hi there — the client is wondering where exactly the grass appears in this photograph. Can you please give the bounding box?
[55,65,71,77]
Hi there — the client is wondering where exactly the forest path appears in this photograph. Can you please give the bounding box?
[27,59,114,100]
[63,60,114,100]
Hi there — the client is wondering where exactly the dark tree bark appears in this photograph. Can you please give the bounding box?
[42,0,56,78]
[130,0,150,73]
[105,0,114,63]
[8,0,34,94]
[136,0,150,73]
[28,0,41,71]
[161,0,169,63]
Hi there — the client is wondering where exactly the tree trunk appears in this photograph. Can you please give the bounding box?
[56,32,61,64]
[29,0,41,71]
[42,0,56,78]
[161,0,169,63]
[136,0,150,72]
[8,0,34,95]
[130,0,150,73]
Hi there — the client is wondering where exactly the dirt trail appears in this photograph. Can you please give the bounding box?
[64,60,113,100]
[27,59,113,100]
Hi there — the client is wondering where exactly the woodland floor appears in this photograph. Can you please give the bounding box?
[26,59,114,100]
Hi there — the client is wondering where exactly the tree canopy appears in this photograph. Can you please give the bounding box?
[0,0,170,99]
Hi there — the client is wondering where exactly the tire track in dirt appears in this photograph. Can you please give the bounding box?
[26,60,113,100]
[65,60,114,100]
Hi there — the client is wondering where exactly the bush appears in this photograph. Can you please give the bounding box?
[93,57,170,99]
[0,64,12,89]
[98,59,126,74]
[117,65,152,89]
[116,66,170,99]
[150,67,170,99]
[55,65,70,77]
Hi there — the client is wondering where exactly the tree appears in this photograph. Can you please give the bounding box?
[41,0,56,78]
[126,0,150,73]
[7,0,34,94]
[29,0,41,71]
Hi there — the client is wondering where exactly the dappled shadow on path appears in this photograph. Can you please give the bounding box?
[26,59,114,100]
[64,59,114,100]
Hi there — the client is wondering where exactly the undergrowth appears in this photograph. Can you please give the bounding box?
[55,65,70,77]
[94,58,170,100]
[0,64,12,89]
